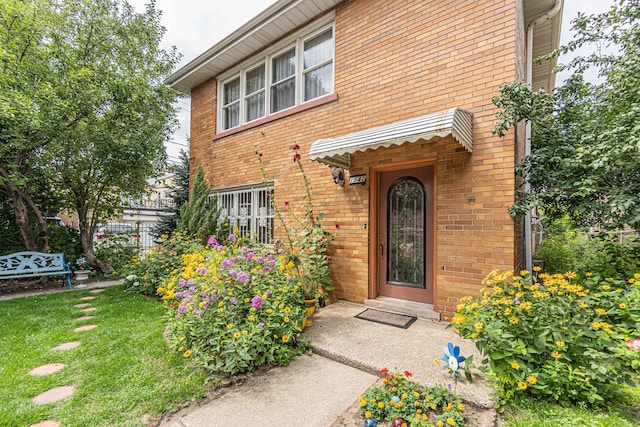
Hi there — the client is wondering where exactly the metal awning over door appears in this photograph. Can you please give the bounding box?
[308,107,473,168]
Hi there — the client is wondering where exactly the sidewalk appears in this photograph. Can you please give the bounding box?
[0,279,124,301]
[158,301,496,427]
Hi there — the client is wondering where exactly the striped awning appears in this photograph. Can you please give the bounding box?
[309,107,473,168]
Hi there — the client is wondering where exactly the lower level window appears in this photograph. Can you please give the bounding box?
[210,184,274,244]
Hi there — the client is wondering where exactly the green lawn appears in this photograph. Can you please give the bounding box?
[0,285,212,427]
[496,381,640,426]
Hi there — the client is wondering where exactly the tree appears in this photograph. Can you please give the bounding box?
[0,0,180,272]
[492,0,640,231]
[151,149,190,240]
[177,165,223,245]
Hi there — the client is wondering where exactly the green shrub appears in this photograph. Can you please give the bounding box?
[48,226,82,264]
[123,230,200,296]
[358,370,466,426]
[452,269,640,406]
[158,233,310,376]
[94,234,138,275]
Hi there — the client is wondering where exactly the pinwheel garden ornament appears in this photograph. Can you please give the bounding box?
[441,342,472,384]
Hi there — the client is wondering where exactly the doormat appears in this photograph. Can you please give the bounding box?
[355,308,417,329]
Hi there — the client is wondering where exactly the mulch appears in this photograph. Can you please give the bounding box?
[0,278,68,296]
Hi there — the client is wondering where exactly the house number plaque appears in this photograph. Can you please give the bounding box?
[349,174,367,185]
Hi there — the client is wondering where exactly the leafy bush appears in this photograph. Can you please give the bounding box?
[48,226,82,265]
[358,369,466,426]
[94,234,138,275]
[452,269,640,406]
[123,231,200,296]
[158,233,309,376]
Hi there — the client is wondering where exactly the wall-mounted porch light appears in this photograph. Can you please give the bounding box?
[330,166,344,186]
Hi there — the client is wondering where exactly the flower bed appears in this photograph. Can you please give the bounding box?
[157,234,310,376]
[452,269,640,405]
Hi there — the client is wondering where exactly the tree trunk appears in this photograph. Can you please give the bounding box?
[77,205,113,275]
[2,180,48,251]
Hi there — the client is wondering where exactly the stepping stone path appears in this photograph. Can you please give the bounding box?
[32,386,75,404]
[90,289,104,294]
[51,341,81,351]
[29,363,65,376]
[29,421,60,427]
[74,324,98,332]
[29,291,103,426]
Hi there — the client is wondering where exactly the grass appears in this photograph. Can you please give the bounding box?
[496,383,640,426]
[0,285,213,427]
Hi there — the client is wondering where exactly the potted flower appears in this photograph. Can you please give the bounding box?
[74,257,91,284]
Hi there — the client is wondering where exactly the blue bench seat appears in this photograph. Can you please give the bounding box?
[0,251,73,289]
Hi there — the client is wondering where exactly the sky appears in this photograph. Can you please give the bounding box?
[126,0,615,163]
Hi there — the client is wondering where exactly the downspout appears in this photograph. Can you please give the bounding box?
[524,0,563,271]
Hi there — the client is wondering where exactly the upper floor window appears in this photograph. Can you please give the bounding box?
[218,21,334,132]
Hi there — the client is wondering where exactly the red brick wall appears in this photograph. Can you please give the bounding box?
[188,0,524,318]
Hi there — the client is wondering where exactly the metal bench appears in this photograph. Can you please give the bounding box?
[0,251,72,289]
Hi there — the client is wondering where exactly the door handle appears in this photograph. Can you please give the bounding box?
[380,243,384,256]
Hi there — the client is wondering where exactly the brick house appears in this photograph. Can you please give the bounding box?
[166,0,562,319]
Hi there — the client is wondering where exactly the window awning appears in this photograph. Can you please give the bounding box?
[308,107,473,168]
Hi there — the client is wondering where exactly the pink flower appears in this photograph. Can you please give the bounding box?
[292,144,300,150]
[284,201,290,207]
[293,153,301,162]
[626,338,640,351]
[404,370,413,377]
[335,223,340,229]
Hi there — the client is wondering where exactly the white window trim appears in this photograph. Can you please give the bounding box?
[217,15,335,133]
[209,182,274,244]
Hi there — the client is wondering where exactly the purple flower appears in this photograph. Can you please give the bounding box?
[275,239,281,245]
[230,297,238,306]
[265,289,272,296]
[514,297,521,305]
[228,233,236,241]
[236,271,250,284]
[179,279,187,287]
[247,252,256,261]
[257,256,265,263]
[251,295,264,309]
[229,269,237,277]
[262,266,271,273]
[241,247,249,255]
[178,305,187,313]
[189,286,196,292]
[196,267,208,274]
[206,236,219,247]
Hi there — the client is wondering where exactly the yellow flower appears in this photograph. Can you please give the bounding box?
[517,381,528,390]
[458,403,465,411]
[284,306,291,313]
[284,316,290,323]
[226,323,233,329]
[551,351,562,360]
[619,303,627,309]
[242,330,248,335]
[509,316,519,324]
[447,417,456,426]
[437,421,444,427]
[565,271,577,279]
[596,308,608,316]
[282,335,289,343]
[378,401,385,409]
[233,332,241,338]
[602,285,611,290]
[364,410,371,418]
[511,362,520,370]
[248,315,255,321]
[474,322,483,332]
[526,375,537,385]
[555,340,565,347]
[520,270,529,276]
[359,397,367,407]
[183,349,192,358]
[244,298,250,303]
[533,266,542,272]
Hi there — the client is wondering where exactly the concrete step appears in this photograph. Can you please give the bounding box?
[364,296,441,321]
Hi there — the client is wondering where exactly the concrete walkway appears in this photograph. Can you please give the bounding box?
[158,301,496,427]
